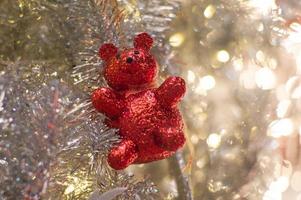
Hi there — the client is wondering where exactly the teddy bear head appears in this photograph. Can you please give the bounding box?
[99,33,157,91]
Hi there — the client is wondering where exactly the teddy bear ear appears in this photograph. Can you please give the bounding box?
[99,43,118,62]
[134,32,153,51]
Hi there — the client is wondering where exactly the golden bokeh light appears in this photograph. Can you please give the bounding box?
[169,33,185,47]
[204,5,216,19]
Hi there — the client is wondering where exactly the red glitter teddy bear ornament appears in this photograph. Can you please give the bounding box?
[91,33,186,170]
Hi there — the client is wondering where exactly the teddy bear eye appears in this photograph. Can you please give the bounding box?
[126,57,133,63]
[134,50,139,55]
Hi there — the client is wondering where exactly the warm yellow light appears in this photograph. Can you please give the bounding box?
[216,50,230,63]
[187,70,196,84]
[169,33,185,47]
[63,176,91,196]
[268,119,294,138]
[207,133,221,149]
[200,75,216,90]
[123,4,140,21]
[255,68,276,90]
[204,5,216,19]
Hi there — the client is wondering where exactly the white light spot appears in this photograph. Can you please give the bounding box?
[200,75,216,90]
[216,50,230,63]
[263,190,282,200]
[255,68,276,90]
[269,176,290,193]
[207,133,221,149]
[268,119,294,138]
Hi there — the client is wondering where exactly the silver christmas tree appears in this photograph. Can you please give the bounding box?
[1,0,301,199]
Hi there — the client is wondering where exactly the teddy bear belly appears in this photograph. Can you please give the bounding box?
[115,89,182,163]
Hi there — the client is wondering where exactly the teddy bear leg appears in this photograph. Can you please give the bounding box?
[155,76,186,108]
[154,127,186,151]
[91,87,124,119]
[107,140,138,170]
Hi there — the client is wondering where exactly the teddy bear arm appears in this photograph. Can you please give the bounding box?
[154,127,186,151]
[155,76,186,108]
[91,87,124,119]
[107,140,138,170]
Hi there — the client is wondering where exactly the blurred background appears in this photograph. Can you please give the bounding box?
[1,0,301,199]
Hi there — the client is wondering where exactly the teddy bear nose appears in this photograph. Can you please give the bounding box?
[126,57,133,64]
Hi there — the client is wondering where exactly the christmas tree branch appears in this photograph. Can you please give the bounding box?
[169,151,192,200]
